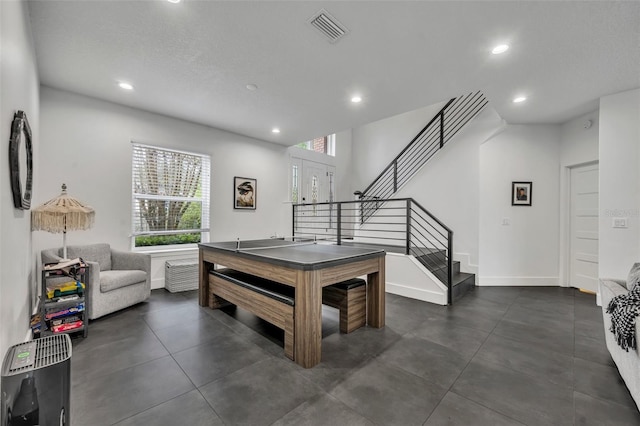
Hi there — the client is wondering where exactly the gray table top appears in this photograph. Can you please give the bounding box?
[199,239,385,271]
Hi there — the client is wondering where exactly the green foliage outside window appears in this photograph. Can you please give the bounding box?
[135,233,201,247]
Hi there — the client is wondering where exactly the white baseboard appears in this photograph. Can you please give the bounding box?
[454,252,478,275]
[151,277,166,290]
[477,276,559,286]
[386,282,447,305]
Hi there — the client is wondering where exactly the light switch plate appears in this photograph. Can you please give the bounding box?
[613,217,628,228]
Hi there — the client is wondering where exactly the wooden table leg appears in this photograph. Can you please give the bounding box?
[198,249,209,307]
[367,256,386,328]
[294,270,322,368]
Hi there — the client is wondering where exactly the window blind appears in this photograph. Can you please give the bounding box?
[131,143,210,247]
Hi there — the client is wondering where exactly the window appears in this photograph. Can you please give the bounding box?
[131,143,210,248]
[296,134,336,156]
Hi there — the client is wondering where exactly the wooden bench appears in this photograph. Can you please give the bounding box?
[209,269,367,360]
[209,268,295,360]
[322,278,366,334]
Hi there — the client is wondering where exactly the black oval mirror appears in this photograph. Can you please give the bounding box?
[9,110,33,210]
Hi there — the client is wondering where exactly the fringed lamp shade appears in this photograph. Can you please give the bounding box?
[31,184,95,259]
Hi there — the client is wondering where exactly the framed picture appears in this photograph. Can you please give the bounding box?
[512,181,532,206]
[234,177,256,210]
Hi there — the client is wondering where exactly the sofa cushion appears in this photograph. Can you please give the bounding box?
[627,263,640,291]
[100,270,147,292]
[67,243,112,271]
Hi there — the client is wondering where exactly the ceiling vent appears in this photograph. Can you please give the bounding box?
[308,9,349,44]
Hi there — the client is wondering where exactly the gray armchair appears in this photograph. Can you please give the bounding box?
[41,243,151,319]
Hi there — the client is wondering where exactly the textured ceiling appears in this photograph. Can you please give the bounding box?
[28,1,640,146]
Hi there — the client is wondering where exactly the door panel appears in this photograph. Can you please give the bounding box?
[570,163,599,292]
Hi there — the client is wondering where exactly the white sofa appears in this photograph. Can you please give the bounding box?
[599,265,640,411]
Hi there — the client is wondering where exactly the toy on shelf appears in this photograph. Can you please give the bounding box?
[51,320,83,333]
[46,281,85,300]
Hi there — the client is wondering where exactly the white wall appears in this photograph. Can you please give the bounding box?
[0,0,40,382]
[351,101,446,191]
[560,112,600,166]
[334,129,355,202]
[35,87,293,268]
[599,88,640,279]
[558,111,600,286]
[479,125,561,286]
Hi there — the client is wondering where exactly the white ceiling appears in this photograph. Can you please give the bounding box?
[28,1,640,146]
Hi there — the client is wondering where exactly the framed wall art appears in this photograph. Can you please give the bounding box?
[512,181,532,206]
[234,177,256,210]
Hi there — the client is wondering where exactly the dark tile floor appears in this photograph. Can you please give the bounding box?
[69,286,640,425]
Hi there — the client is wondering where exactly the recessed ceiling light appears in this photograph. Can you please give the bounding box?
[492,44,509,55]
[513,96,527,103]
[272,128,280,134]
[118,82,134,90]
[167,0,181,3]
[246,84,258,91]
[351,96,362,103]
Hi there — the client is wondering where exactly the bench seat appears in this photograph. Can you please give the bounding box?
[209,268,295,359]
[322,278,366,333]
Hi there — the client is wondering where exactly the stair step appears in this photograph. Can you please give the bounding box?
[411,248,446,260]
[338,242,475,303]
[451,272,475,302]
[415,256,461,277]
[452,272,475,287]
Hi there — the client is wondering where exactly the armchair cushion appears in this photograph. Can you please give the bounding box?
[111,249,148,272]
[100,270,148,293]
[67,243,112,271]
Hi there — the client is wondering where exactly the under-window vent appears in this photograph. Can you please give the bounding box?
[308,9,349,44]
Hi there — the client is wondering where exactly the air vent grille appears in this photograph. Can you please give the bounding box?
[34,334,72,369]
[2,334,71,376]
[308,9,349,44]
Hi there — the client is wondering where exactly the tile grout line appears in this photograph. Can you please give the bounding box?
[123,294,231,425]
[421,288,526,425]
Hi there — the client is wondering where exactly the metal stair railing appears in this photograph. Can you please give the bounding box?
[357,91,488,224]
[292,197,455,304]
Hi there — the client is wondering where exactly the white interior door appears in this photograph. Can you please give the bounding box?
[570,163,599,292]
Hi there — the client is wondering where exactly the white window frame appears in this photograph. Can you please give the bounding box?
[131,142,210,251]
[295,134,336,157]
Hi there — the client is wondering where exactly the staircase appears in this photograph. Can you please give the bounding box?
[353,91,487,302]
[414,248,474,302]
[293,198,469,304]
[293,93,488,304]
